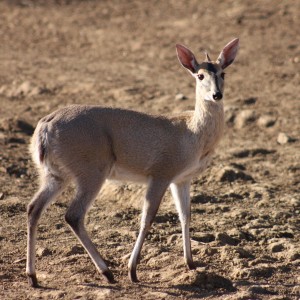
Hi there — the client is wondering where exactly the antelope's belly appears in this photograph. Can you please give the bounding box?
[108,164,148,183]
[173,155,213,183]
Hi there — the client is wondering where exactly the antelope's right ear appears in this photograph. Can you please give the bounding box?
[217,38,239,69]
[176,44,199,74]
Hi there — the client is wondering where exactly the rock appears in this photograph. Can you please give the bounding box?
[277,132,292,144]
[37,247,52,257]
[175,93,187,101]
[216,232,240,246]
[235,109,257,128]
[258,115,277,128]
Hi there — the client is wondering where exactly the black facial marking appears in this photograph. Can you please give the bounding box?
[201,62,218,74]
[214,74,220,91]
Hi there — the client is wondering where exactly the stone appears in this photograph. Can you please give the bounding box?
[277,132,292,144]
[175,93,187,100]
[37,247,52,257]
[258,115,277,128]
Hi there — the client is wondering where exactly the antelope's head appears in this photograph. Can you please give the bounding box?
[176,38,239,102]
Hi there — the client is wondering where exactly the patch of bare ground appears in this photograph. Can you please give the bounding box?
[0,0,299,299]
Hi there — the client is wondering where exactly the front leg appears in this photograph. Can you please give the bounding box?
[170,181,195,269]
[128,178,170,282]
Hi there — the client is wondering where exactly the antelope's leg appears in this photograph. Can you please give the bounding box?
[170,181,195,269]
[128,178,170,282]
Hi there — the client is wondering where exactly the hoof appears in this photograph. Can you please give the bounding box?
[102,270,116,284]
[27,274,39,288]
[128,269,139,283]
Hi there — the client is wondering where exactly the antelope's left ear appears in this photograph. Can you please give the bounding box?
[176,44,199,74]
[217,38,239,69]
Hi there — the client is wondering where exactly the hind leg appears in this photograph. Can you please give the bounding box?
[64,167,115,283]
[26,173,65,287]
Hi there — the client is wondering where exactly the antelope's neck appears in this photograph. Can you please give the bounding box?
[190,93,225,152]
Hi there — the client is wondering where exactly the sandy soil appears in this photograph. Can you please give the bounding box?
[0,0,299,299]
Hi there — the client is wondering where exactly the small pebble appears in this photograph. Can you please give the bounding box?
[277,132,291,144]
[258,115,276,128]
[175,93,187,101]
[37,247,52,257]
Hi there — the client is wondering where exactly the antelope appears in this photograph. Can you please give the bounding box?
[26,38,239,287]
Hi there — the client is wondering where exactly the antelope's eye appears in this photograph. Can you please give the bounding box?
[198,74,204,80]
[221,72,225,80]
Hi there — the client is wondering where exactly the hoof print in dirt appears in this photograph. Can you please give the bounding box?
[216,167,254,183]
[234,109,257,128]
[66,245,85,256]
[175,271,236,292]
[232,266,275,280]
[216,232,240,246]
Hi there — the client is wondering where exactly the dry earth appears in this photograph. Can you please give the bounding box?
[0,0,299,299]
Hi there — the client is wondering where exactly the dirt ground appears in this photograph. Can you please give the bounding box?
[0,0,299,299]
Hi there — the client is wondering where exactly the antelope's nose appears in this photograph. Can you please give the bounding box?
[213,92,223,101]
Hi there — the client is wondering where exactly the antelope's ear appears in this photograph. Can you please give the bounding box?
[176,44,199,74]
[217,38,239,69]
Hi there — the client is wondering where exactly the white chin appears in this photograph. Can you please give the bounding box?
[204,95,214,101]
